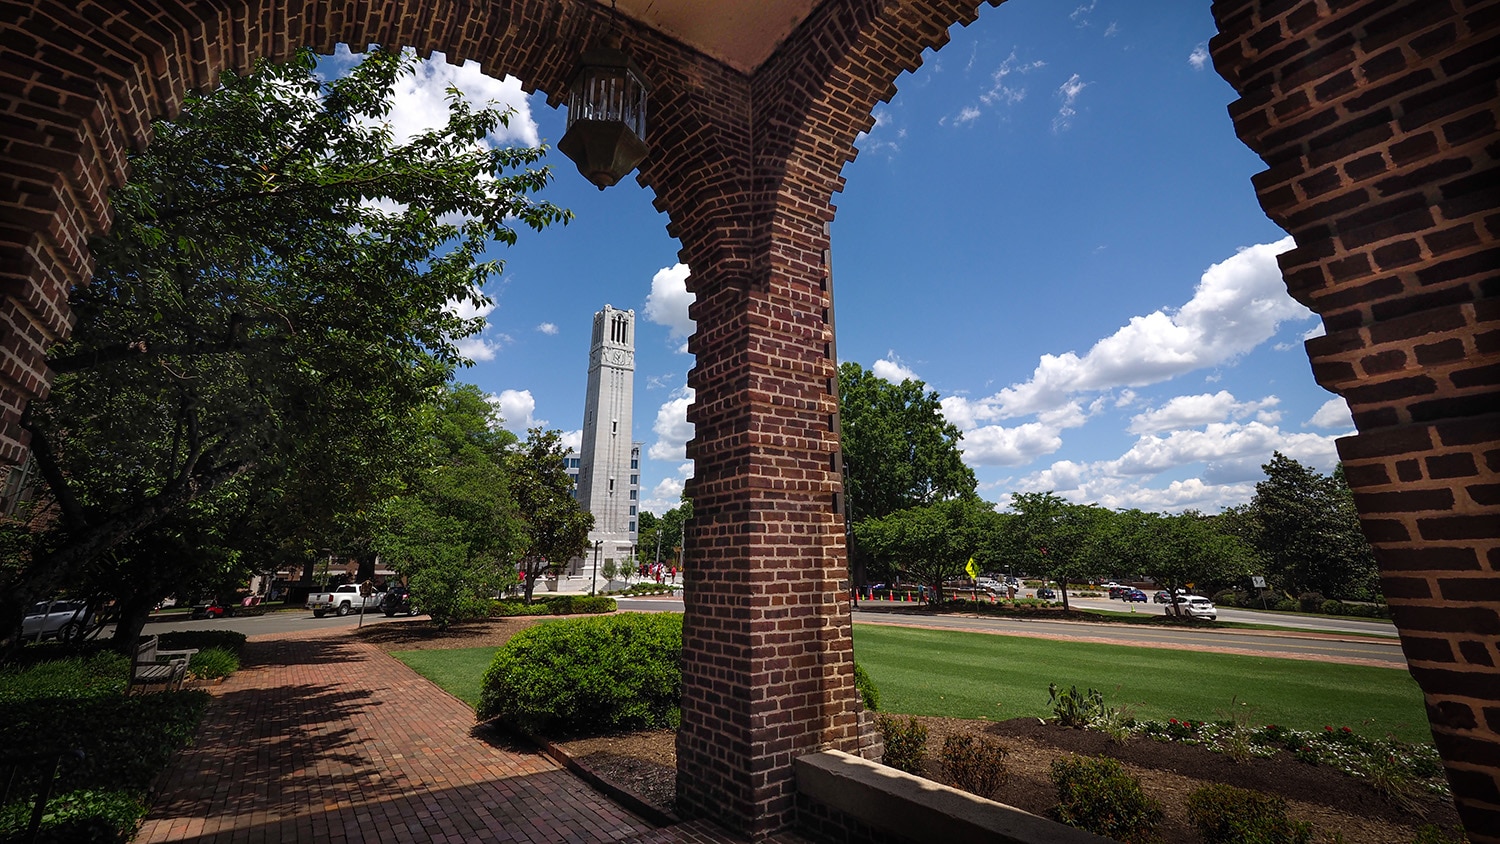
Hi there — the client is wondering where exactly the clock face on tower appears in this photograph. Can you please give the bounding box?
[603,348,633,367]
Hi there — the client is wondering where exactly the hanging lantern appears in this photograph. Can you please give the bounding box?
[558,32,651,190]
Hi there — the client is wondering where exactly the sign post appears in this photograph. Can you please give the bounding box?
[358,580,373,628]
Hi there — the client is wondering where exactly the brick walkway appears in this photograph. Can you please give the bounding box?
[135,634,783,844]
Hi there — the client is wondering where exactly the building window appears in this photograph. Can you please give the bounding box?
[630,474,638,485]
[630,458,638,469]
[629,490,637,500]
[629,505,636,515]
[607,478,614,492]
[611,419,618,434]
[629,520,636,533]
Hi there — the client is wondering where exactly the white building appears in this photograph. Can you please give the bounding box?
[567,305,640,585]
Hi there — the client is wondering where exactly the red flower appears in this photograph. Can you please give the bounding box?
[1341,726,1352,733]
[1324,726,1333,731]
[1170,719,1178,724]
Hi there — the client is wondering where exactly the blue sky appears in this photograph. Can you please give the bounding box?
[329,0,1353,516]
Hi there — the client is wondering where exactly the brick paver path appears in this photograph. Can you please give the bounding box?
[136,634,746,844]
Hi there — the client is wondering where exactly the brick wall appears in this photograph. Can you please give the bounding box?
[1,0,1497,840]
[1211,0,1500,837]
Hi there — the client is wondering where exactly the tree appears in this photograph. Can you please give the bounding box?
[4,47,567,642]
[373,384,519,627]
[854,497,992,604]
[1107,510,1254,616]
[509,428,593,604]
[1248,453,1379,600]
[838,363,976,587]
[1003,492,1107,612]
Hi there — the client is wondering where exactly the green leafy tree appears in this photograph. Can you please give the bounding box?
[1004,492,1107,611]
[1249,453,1380,599]
[1106,510,1254,616]
[855,497,992,604]
[374,384,519,627]
[4,47,567,643]
[509,428,594,604]
[838,362,976,585]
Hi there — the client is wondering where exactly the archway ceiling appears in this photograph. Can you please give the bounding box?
[610,0,821,72]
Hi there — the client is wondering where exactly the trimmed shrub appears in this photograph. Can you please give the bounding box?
[1297,592,1326,613]
[1320,599,1344,616]
[940,733,1008,799]
[478,613,681,736]
[543,595,616,615]
[853,661,879,712]
[877,715,927,775]
[1051,754,1164,844]
[160,629,248,657]
[489,599,551,617]
[1274,599,1298,612]
[187,647,239,680]
[1186,783,1314,844]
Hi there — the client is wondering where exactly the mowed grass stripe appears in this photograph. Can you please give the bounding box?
[393,623,1431,745]
[852,624,1430,743]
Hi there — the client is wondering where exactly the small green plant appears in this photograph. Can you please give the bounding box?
[853,661,879,712]
[1050,754,1163,844]
[187,647,239,680]
[940,733,1008,799]
[1214,698,1258,764]
[478,613,681,736]
[1048,683,1106,728]
[1411,824,1467,844]
[1186,783,1314,844]
[877,715,928,775]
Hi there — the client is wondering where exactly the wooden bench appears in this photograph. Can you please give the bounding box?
[127,635,198,695]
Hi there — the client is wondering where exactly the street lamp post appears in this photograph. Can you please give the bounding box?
[592,540,602,597]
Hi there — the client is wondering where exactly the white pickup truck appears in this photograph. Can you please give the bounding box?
[306,584,385,618]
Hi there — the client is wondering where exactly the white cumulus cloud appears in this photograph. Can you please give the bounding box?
[1127,391,1280,435]
[872,353,919,384]
[1307,397,1355,430]
[648,387,695,461]
[362,46,538,148]
[537,322,559,335]
[644,263,695,346]
[558,429,582,453]
[490,389,545,435]
[972,237,1304,418]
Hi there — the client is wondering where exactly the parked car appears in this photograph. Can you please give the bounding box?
[22,599,92,641]
[1108,585,1132,600]
[380,585,420,617]
[1035,587,1057,601]
[1153,590,1171,603]
[973,578,1004,594]
[1122,588,1148,602]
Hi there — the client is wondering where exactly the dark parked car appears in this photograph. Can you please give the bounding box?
[1153,590,1172,604]
[1036,587,1057,601]
[381,585,420,617]
[1108,585,1132,600]
[1122,588,1148,602]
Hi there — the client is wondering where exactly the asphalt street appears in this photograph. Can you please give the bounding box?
[132,592,1406,669]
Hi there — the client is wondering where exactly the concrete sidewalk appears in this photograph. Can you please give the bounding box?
[134,633,759,843]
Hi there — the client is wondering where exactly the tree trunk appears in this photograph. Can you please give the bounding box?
[110,590,156,653]
[1060,578,1071,612]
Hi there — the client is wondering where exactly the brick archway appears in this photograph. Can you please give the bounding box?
[2,1,1496,840]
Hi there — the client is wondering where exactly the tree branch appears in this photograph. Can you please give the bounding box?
[18,406,89,531]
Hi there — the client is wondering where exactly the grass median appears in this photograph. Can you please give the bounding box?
[394,621,1430,743]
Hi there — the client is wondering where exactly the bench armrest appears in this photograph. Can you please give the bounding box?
[156,648,199,660]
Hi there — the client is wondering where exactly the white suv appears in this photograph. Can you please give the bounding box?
[22,600,93,641]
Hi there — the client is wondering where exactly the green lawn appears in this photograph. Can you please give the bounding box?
[393,647,501,708]
[853,625,1430,743]
[394,626,1431,744]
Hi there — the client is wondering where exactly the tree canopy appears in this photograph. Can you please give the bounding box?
[1246,453,1379,600]
[509,428,594,604]
[2,47,569,644]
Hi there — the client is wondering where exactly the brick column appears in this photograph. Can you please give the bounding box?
[1211,1,1500,837]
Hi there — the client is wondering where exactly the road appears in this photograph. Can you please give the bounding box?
[613,594,1408,668]
[133,594,1407,669]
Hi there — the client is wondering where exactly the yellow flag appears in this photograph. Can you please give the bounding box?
[965,557,979,579]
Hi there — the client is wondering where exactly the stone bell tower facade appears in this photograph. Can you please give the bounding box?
[576,305,638,575]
